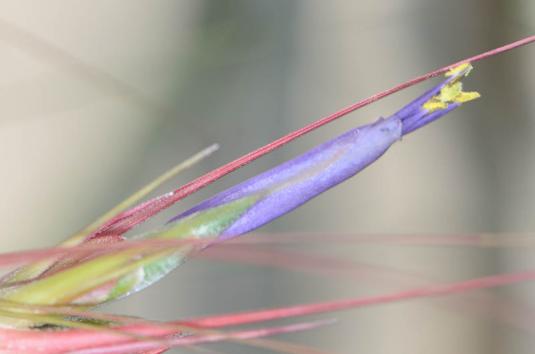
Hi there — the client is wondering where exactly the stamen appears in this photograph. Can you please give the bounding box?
[423,63,480,112]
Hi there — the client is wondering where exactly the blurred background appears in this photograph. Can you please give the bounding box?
[0,1,534,353]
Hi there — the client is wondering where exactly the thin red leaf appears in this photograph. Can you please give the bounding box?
[0,318,331,354]
[199,246,535,334]
[89,35,535,240]
[4,232,535,270]
[186,269,535,328]
[71,319,335,354]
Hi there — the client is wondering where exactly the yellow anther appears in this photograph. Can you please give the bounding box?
[423,63,480,112]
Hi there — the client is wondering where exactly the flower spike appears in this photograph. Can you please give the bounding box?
[0,64,479,308]
[170,63,480,239]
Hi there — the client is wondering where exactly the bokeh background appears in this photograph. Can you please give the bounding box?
[0,1,534,353]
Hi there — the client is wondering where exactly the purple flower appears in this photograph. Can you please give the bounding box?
[170,63,479,239]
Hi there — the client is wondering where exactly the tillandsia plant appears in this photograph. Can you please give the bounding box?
[0,36,533,353]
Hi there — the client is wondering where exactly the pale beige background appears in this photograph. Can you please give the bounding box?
[0,1,534,353]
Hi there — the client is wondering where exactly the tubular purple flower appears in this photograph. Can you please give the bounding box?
[170,63,480,239]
